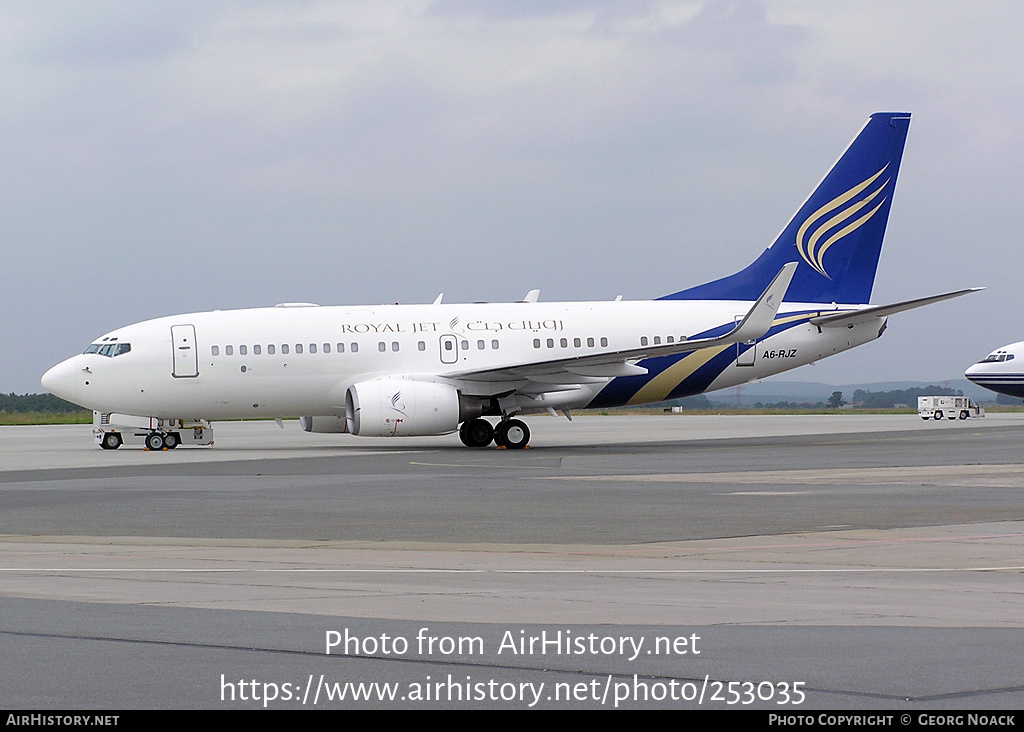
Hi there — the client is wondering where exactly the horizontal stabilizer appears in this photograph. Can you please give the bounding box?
[809,287,984,327]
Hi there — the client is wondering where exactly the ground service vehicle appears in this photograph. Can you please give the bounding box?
[917,396,984,421]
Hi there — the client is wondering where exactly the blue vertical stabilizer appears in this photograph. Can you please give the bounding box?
[662,112,911,305]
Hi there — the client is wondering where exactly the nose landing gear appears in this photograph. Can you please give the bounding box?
[144,431,179,450]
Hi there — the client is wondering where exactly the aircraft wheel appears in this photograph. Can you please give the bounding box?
[933,411,943,420]
[497,419,530,449]
[145,432,165,450]
[459,419,493,448]
[164,432,180,449]
[100,432,122,450]
[960,410,968,420]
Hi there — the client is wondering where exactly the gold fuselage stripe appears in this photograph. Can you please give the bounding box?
[626,312,814,405]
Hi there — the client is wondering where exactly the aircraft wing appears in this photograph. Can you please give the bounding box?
[808,287,984,327]
[450,263,797,384]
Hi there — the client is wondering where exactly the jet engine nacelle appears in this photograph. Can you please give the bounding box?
[299,416,349,434]
[345,378,463,437]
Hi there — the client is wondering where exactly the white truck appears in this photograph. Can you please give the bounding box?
[93,411,214,450]
[917,396,984,421]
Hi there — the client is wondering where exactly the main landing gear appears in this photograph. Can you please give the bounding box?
[458,418,531,449]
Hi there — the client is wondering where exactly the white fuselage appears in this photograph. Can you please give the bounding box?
[42,299,884,422]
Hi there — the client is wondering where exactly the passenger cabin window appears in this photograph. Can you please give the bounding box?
[225,345,233,356]
[601,337,608,347]
[239,345,247,355]
[281,344,289,355]
[323,343,330,354]
[295,344,303,354]
[492,340,499,350]
[378,342,386,352]
[418,341,426,351]
[351,343,359,353]
[309,343,317,354]
[211,346,219,356]
[254,345,261,355]
[268,344,275,355]
[337,343,345,353]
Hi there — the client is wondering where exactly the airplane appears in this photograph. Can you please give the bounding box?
[41,112,981,450]
[965,342,1024,398]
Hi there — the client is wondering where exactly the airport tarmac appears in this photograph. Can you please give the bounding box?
[1,414,1023,709]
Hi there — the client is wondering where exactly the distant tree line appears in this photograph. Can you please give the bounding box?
[658,395,713,409]
[0,393,85,414]
[747,401,831,409]
[704,386,968,411]
[850,386,960,408]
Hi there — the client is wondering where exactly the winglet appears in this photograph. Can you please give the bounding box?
[522,289,540,303]
[661,262,797,353]
[730,262,798,343]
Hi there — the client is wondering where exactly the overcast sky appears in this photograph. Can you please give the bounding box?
[3,1,1022,394]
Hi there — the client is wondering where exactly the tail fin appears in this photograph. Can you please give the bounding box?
[662,112,911,305]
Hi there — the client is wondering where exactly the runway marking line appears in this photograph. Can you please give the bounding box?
[2,566,1024,574]
[408,461,551,470]
[533,463,1024,486]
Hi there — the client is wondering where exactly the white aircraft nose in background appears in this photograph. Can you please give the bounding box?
[965,341,1024,398]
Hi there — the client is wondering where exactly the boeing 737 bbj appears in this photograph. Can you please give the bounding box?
[42,112,979,450]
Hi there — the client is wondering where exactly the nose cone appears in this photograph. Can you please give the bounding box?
[41,357,83,405]
[964,363,982,383]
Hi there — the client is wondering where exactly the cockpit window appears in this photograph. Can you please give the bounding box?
[981,352,1008,363]
[86,342,131,357]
